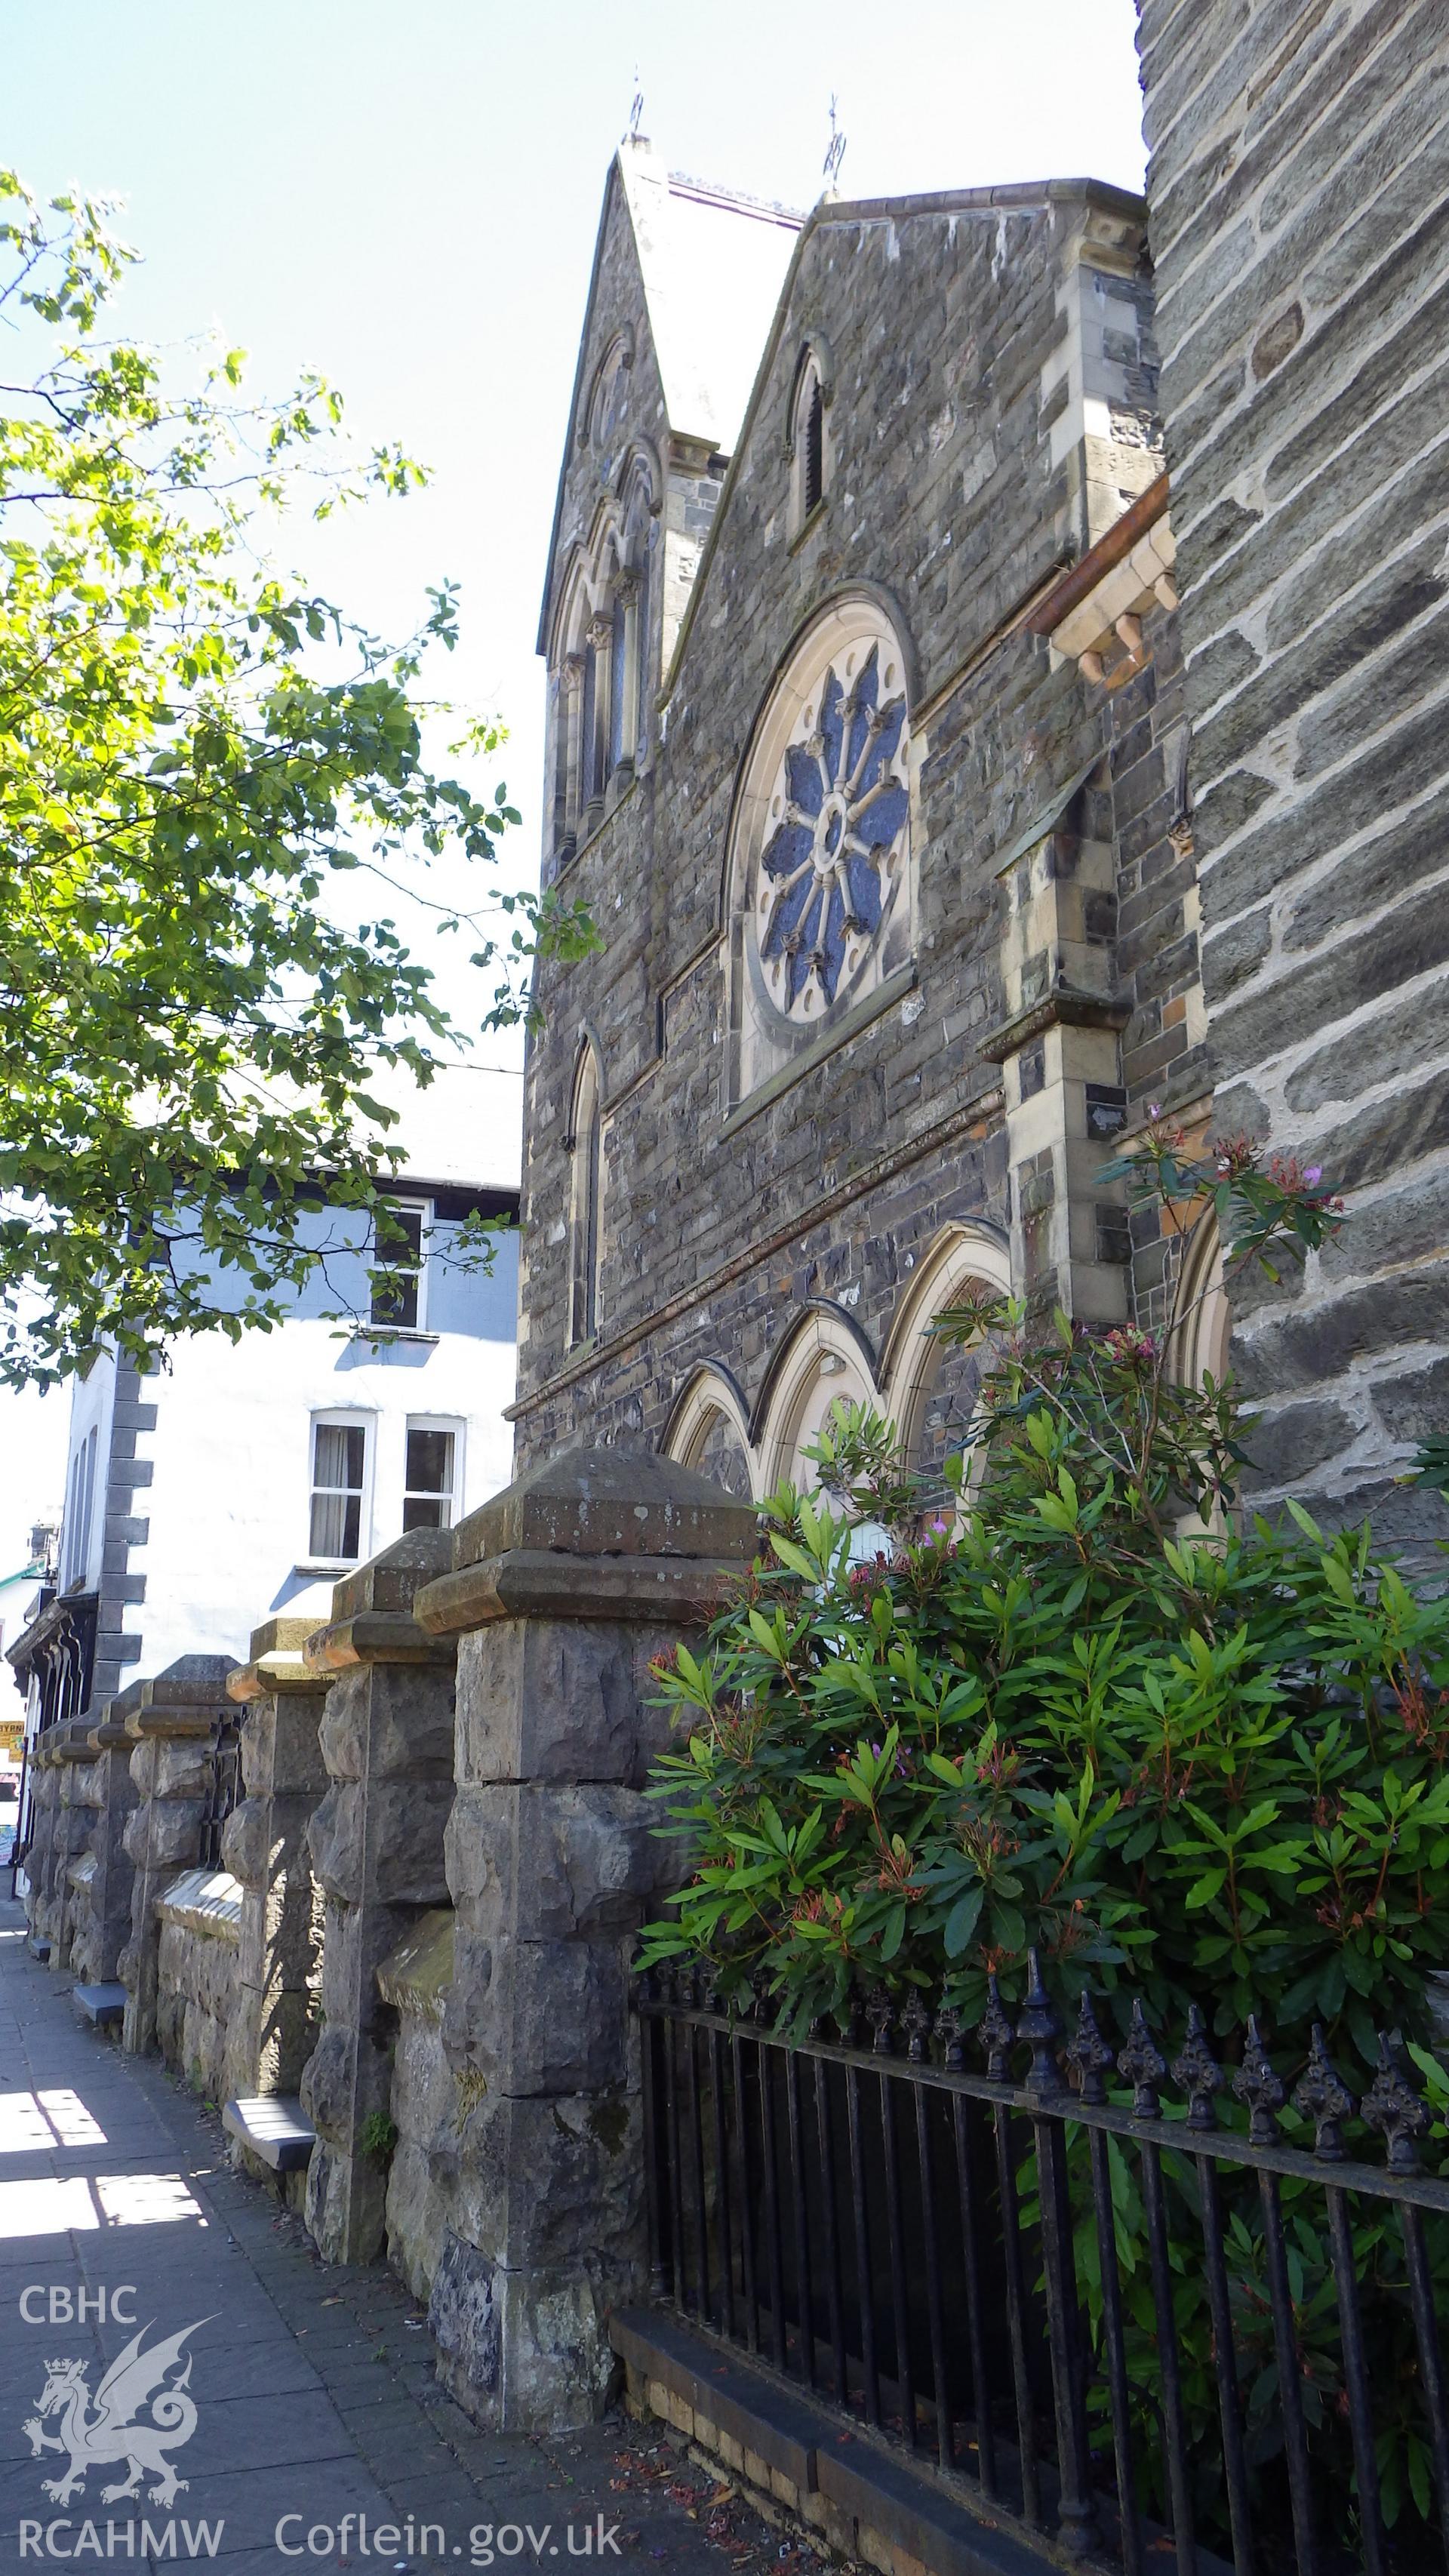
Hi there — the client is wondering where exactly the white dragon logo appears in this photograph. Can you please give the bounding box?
[23,2318,211,2506]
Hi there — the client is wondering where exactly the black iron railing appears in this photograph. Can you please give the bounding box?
[638,1959,1449,2576]
[196,1716,242,1873]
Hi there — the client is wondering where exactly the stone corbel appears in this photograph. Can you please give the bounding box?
[1027,472,1176,688]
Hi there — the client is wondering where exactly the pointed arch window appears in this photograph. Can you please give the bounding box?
[788,348,831,539]
[568,1045,602,1348]
[579,646,596,803]
[802,376,825,514]
[552,648,583,861]
[608,591,629,776]
[631,544,650,754]
[548,455,657,867]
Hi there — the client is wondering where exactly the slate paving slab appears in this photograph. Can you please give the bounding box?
[0,1907,829,2575]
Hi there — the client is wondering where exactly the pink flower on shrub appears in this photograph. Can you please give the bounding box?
[1210,1132,1256,1177]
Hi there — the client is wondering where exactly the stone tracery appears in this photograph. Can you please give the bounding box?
[756,643,909,1022]
[726,597,918,1107]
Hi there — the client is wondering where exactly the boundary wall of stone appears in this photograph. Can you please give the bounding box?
[21,1448,757,2446]
[154,1867,242,2094]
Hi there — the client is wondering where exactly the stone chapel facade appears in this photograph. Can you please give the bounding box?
[517,46,1448,1551]
[516,140,1199,1507]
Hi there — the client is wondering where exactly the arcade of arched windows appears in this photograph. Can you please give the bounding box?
[549,463,657,866]
[661,1211,1234,1519]
[661,1224,1015,1513]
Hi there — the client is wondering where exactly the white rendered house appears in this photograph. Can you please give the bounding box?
[11,1064,521,1731]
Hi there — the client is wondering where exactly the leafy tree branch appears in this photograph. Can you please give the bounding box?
[0,171,595,1385]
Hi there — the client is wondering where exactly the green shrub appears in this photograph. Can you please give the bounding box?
[638,1126,1449,2546]
[641,1473,1449,2068]
[640,1125,1449,2065]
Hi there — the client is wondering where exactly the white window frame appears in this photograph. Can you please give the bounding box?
[63,1426,98,1593]
[402,1414,465,1534]
[370,1196,432,1333]
[305,1409,374,1569]
[78,1427,97,1589]
[61,1452,80,1587]
[63,1446,82,1590]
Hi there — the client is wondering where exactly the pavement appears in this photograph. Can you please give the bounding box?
[0,1903,820,2574]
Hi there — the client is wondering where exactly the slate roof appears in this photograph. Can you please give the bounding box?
[622,155,803,454]
[536,140,802,655]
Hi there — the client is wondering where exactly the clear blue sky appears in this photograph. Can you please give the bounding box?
[0,0,1147,1672]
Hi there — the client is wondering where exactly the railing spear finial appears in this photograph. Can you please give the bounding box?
[977,1972,1015,2082]
[1017,1950,1066,2101]
[1292,2024,1355,2163]
[1172,2002,1223,2133]
[1361,2032,1431,2174]
[900,1988,931,2063]
[1064,1990,1115,2106]
[1233,2013,1285,2145]
[1118,1997,1167,2120]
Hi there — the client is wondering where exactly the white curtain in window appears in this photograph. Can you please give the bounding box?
[310,1422,365,1560]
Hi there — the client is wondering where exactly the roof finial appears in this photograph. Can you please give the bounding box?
[822,94,847,199]
[627,68,645,143]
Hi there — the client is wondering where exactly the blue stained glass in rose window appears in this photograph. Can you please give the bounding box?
[758,646,907,1013]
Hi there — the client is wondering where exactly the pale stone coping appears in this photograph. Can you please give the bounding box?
[222,2095,315,2172]
[416,1546,742,1638]
[303,1610,453,1676]
[66,1854,97,1888]
[1048,516,1178,669]
[376,1907,454,2023]
[228,1652,325,1703]
[156,1867,244,1939]
[451,1445,755,1574]
[613,2305,1021,2575]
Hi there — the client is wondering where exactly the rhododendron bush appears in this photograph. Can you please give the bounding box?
[639,1125,1449,2073]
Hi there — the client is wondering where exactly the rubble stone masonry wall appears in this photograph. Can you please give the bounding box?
[1137,0,1449,1546]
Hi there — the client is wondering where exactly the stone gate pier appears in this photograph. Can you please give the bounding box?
[410,1449,754,2431]
[299,1528,457,2264]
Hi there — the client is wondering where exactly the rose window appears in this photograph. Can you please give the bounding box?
[755,641,909,1023]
